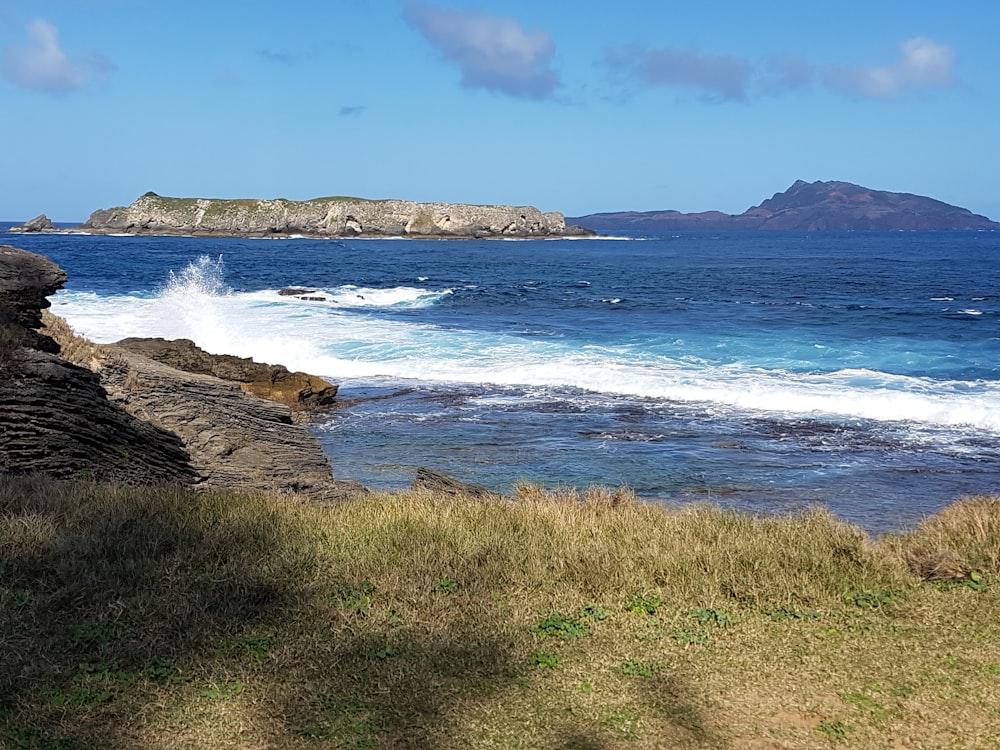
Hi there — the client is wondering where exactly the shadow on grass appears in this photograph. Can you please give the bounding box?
[0,478,726,749]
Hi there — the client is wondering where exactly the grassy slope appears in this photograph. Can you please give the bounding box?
[1,478,998,749]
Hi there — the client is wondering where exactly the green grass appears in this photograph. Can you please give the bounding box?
[1,477,998,748]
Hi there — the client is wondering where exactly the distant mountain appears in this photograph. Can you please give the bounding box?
[569,180,1000,233]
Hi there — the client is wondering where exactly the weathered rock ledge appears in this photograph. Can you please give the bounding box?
[68,192,595,239]
[110,336,338,417]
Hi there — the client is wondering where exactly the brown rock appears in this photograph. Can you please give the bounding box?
[410,467,500,501]
[43,313,357,499]
[112,337,338,413]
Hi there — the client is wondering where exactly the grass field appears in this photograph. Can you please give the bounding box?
[1,477,998,749]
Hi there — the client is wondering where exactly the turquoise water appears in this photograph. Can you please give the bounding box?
[8,227,999,531]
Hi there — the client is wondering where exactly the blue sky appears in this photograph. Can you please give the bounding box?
[2,0,998,222]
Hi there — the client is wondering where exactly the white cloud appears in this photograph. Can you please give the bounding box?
[2,19,114,93]
[606,36,957,103]
[607,45,752,101]
[404,2,559,100]
[823,37,955,99]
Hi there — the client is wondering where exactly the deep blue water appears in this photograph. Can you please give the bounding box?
[5,226,999,532]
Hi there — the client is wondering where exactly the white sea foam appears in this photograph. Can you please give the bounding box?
[50,255,1000,435]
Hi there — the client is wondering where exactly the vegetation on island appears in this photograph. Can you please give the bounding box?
[2,477,998,749]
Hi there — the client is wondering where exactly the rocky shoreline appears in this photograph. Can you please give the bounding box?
[10,193,594,239]
[0,244,362,499]
[1,244,498,500]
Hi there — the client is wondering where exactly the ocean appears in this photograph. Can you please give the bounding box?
[5,226,999,532]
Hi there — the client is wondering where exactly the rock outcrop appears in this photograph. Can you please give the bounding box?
[8,214,56,233]
[1,246,196,484]
[0,244,64,354]
[73,192,595,239]
[111,337,338,415]
[1,244,362,499]
[410,466,500,501]
[569,180,1000,233]
[42,313,360,500]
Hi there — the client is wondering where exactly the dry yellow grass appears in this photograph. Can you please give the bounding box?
[1,477,998,749]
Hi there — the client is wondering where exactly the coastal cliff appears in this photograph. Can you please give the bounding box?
[73,192,594,239]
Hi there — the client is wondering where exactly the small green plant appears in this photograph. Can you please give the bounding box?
[689,607,735,627]
[332,581,375,615]
[143,659,178,682]
[626,592,662,615]
[965,571,987,592]
[233,633,275,663]
[532,612,589,640]
[621,659,660,677]
[576,603,609,621]
[531,651,562,668]
[670,629,709,646]
[433,577,459,594]
[363,644,400,661]
[815,719,849,740]
[68,619,128,649]
[198,680,244,699]
[842,690,884,721]
[843,588,900,609]
[46,685,112,707]
[298,699,387,746]
[602,710,641,740]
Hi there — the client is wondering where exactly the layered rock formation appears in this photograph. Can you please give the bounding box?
[1,246,195,483]
[1,244,361,499]
[8,214,56,233]
[111,337,338,416]
[570,180,1000,233]
[72,192,594,238]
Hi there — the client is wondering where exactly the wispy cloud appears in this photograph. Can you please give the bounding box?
[823,37,955,99]
[257,49,294,65]
[403,2,559,100]
[1,19,114,93]
[607,37,957,103]
[607,45,752,101]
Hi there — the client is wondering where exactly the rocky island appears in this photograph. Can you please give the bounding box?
[570,180,1000,232]
[62,192,594,239]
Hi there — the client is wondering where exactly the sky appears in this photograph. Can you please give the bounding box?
[1,1,999,222]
